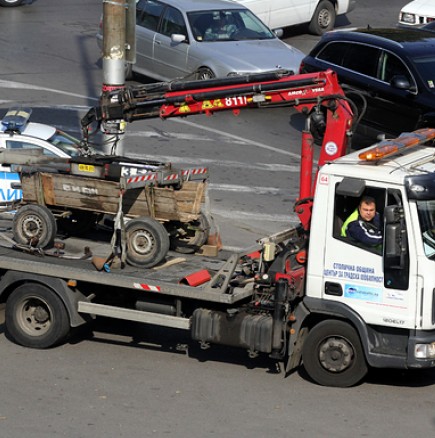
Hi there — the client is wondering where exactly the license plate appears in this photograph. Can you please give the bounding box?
[78,164,95,173]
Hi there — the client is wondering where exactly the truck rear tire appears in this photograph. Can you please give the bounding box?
[13,204,57,248]
[302,320,368,387]
[308,0,336,35]
[126,217,170,268]
[5,284,70,349]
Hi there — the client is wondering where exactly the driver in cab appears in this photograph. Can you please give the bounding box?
[341,195,383,247]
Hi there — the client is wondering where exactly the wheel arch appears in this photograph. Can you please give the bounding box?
[0,271,91,328]
[301,296,371,363]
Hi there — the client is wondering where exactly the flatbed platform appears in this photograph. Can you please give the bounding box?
[0,226,259,305]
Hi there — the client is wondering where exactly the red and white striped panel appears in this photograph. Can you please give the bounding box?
[181,168,208,177]
[127,174,158,185]
[134,282,162,292]
[162,173,179,181]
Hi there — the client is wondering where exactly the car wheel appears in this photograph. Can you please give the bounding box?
[195,68,215,80]
[13,204,57,249]
[169,213,210,254]
[126,217,170,268]
[308,0,336,35]
[0,0,23,6]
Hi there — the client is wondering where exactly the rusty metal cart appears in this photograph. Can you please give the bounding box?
[12,156,210,268]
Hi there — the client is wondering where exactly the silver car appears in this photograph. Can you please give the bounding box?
[97,0,305,81]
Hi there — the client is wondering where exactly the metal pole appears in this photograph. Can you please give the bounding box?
[101,0,127,155]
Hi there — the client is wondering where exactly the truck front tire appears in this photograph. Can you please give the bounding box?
[5,284,70,349]
[302,320,368,387]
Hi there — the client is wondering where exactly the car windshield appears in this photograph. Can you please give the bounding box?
[187,9,275,42]
[47,130,83,157]
[416,199,435,259]
[412,55,435,93]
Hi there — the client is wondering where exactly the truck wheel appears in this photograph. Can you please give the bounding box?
[169,214,210,254]
[302,320,368,387]
[126,217,170,268]
[5,284,70,349]
[13,204,57,248]
[308,0,336,35]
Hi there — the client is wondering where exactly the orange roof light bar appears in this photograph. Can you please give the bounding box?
[359,128,435,162]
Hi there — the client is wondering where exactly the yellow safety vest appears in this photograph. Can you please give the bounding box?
[341,209,359,237]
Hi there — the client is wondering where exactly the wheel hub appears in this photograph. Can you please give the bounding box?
[131,231,154,255]
[318,10,331,27]
[318,337,353,372]
[22,215,43,238]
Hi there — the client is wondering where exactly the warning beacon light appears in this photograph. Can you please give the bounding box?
[1,108,32,133]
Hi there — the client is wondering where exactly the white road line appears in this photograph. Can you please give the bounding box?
[209,183,286,195]
[126,152,300,172]
[212,208,297,223]
[171,118,302,158]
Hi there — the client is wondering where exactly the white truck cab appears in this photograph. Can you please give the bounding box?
[306,133,435,369]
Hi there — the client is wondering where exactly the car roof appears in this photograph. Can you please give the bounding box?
[0,122,56,141]
[152,0,245,12]
[318,28,435,57]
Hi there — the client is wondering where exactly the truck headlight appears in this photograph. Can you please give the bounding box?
[415,342,435,358]
[400,13,417,24]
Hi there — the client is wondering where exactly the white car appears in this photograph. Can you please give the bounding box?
[234,0,357,35]
[0,108,84,206]
[399,0,435,28]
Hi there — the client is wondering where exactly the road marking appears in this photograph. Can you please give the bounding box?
[209,183,287,195]
[212,208,297,223]
[171,118,303,158]
[126,152,300,172]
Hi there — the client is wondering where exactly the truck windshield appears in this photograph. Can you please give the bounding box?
[416,199,435,259]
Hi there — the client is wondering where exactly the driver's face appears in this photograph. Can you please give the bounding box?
[359,201,376,221]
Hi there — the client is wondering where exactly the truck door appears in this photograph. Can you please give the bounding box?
[321,179,418,329]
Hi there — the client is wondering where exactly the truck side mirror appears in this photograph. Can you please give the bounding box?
[384,205,408,269]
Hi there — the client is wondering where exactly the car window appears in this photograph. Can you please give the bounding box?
[160,6,187,37]
[47,130,81,157]
[378,51,413,85]
[136,0,164,31]
[316,41,381,77]
[316,41,351,66]
[6,139,56,156]
[187,10,274,42]
[412,55,435,92]
[342,44,380,77]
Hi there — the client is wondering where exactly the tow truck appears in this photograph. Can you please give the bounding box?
[1,69,435,387]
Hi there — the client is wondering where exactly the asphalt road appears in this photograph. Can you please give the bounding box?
[1,1,435,437]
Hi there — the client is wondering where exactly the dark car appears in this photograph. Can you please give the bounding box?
[300,28,435,139]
